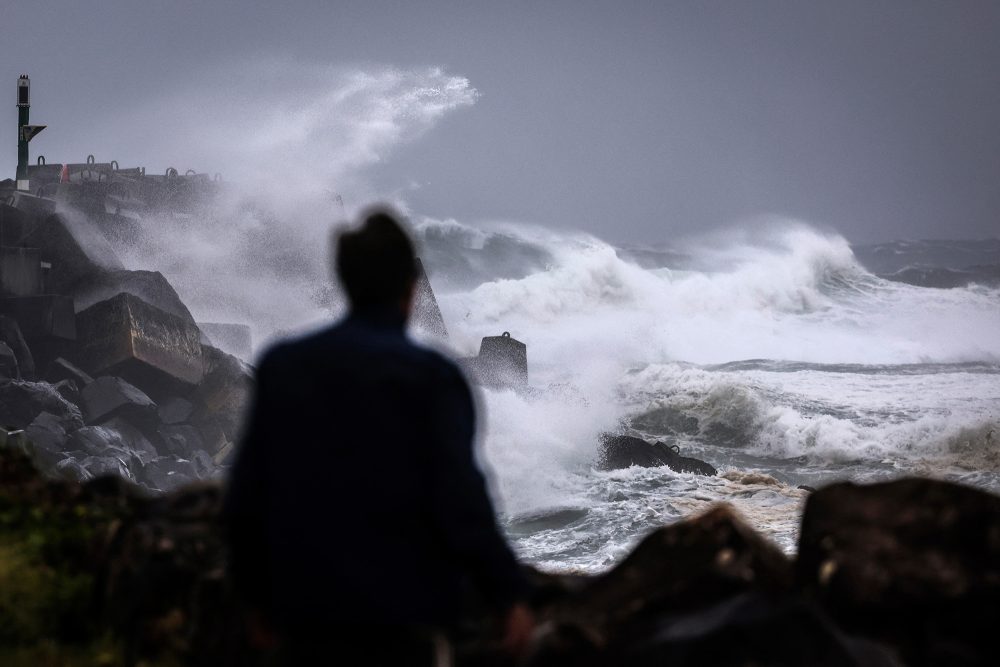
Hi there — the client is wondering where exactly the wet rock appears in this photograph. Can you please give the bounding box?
[0,380,84,430]
[0,314,35,379]
[157,396,193,425]
[68,420,156,467]
[99,416,159,463]
[0,295,77,369]
[45,356,94,387]
[0,341,19,379]
[80,375,156,427]
[529,505,794,665]
[24,411,69,468]
[75,292,204,392]
[157,424,206,458]
[137,456,197,492]
[77,454,135,483]
[598,434,717,476]
[797,478,1000,665]
[190,345,251,452]
[52,378,80,405]
[54,455,93,483]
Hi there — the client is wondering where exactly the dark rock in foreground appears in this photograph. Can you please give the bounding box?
[798,478,1000,666]
[598,434,717,476]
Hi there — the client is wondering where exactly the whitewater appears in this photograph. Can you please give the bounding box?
[414,219,1000,571]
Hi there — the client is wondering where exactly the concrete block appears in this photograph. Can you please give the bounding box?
[465,332,528,388]
[75,292,204,391]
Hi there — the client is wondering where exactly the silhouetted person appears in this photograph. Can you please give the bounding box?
[224,208,533,664]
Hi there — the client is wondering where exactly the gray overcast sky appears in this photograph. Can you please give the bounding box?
[2,1,998,244]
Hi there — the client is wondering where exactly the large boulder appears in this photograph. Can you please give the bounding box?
[74,292,204,394]
[526,505,797,665]
[797,478,1000,665]
[598,434,717,476]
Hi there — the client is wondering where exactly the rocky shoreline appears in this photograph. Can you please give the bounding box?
[2,433,998,666]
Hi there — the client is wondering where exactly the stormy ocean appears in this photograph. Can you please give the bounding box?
[83,65,999,575]
[411,220,1000,572]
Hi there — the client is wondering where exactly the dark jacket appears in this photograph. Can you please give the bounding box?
[224,307,527,634]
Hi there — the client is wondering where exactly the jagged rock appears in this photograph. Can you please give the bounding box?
[137,456,197,491]
[45,356,94,387]
[54,456,93,483]
[0,341,18,379]
[80,376,157,427]
[52,378,80,405]
[75,292,204,392]
[24,411,69,468]
[100,416,159,463]
[68,419,156,466]
[0,380,84,430]
[0,314,35,379]
[77,454,135,483]
[157,396,194,425]
[157,424,206,458]
[598,435,717,476]
[797,478,1000,665]
[525,505,795,665]
[190,345,251,452]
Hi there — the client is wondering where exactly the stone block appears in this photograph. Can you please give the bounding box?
[462,332,528,388]
[75,292,204,392]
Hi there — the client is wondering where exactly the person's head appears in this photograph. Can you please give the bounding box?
[335,207,417,315]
